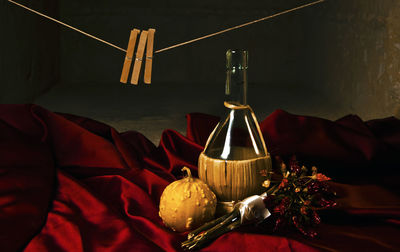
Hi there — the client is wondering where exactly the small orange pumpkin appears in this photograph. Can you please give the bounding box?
[159,167,217,232]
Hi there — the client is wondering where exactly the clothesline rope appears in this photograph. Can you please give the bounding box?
[154,0,325,54]
[8,0,127,52]
[8,0,325,54]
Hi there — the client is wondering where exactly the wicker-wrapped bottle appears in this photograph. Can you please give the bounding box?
[198,50,272,214]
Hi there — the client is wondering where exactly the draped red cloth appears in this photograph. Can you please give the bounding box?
[1,104,399,252]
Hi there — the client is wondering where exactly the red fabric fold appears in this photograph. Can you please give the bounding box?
[0,105,399,252]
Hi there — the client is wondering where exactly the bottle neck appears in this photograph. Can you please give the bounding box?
[225,66,248,106]
[225,50,248,106]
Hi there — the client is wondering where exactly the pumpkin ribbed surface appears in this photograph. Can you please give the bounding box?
[159,167,217,232]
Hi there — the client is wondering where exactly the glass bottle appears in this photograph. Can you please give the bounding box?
[198,49,272,214]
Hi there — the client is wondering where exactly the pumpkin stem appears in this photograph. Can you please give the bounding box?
[182,167,193,181]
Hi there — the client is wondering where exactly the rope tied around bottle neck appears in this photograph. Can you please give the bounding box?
[224,101,250,110]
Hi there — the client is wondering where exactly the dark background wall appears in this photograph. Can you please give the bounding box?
[1,0,59,103]
[1,0,400,142]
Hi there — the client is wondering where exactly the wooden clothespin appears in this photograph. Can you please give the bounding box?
[120,29,140,84]
[131,30,148,85]
[144,28,156,84]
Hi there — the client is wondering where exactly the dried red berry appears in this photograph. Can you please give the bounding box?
[300,206,308,215]
[278,178,289,189]
[319,198,337,208]
[312,210,321,225]
[315,173,331,181]
[289,156,301,175]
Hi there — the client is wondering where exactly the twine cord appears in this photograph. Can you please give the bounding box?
[8,0,325,54]
[155,0,325,54]
[7,0,127,53]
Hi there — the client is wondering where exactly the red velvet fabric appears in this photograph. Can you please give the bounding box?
[1,105,399,252]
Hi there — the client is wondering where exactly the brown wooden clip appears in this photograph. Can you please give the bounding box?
[144,28,156,84]
[120,29,140,84]
[131,30,148,85]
